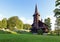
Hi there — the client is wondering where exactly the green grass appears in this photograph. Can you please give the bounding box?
[0,34,60,42]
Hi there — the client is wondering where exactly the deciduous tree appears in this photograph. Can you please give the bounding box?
[7,16,23,30]
[23,24,32,30]
[2,18,7,29]
[44,18,51,31]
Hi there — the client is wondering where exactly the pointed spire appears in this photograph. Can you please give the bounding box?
[35,4,38,13]
[34,4,40,16]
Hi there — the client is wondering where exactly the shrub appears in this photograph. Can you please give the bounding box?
[16,30,31,34]
[10,31,17,34]
[0,30,11,34]
[37,29,43,35]
[47,31,57,36]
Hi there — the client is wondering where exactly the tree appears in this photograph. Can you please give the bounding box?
[2,18,7,29]
[0,21,2,29]
[54,8,60,17]
[56,0,60,6]
[7,16,23,30]
[55,16,60,35]
[16,19,23,29]
[44,18,51,31]
[54,0,60,17]
[23,24,32,30]
[54,0,60,36]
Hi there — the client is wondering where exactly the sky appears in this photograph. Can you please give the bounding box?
[0,0,56,30]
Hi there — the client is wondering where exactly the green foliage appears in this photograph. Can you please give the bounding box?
[54,0,60,36]
[54,8,60,17]
[0,18,7,29]
[55,16,60,36]
[48,31,57,36]
[23,24,32,30]
[55,16,60,26]
[7,16,23,30]
[37,29,43,35]
[8,31,17,34]
[0,30,17,34]
[16,19,23,29]
[16,30,30,34]
[56,0,60,6]
[54,0,60,17]
[2,18,7,28]
[55,30,60,36]
[0,30,11,34]
[44,18,51,31]
[0,21,2,28]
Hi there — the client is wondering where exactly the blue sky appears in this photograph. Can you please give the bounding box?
[0,0,56,30]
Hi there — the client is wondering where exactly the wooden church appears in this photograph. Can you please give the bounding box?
[31,5,48,33]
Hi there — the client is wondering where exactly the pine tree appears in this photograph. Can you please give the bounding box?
[54,0,60,36]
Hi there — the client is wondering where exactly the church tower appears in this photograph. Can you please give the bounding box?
[31,4,48,33]
[33,4,40,29]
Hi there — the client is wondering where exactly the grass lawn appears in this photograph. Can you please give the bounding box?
[0,34,60,42]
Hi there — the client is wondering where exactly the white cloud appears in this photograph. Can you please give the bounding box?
[0,14,5,20]
[43,15,56,31]
[20,17,33,24]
